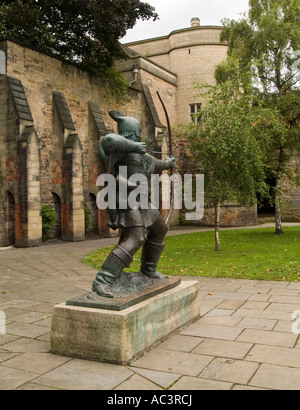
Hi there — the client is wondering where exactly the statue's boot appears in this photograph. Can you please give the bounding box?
[92,247,132,298]
[140,237,167,280]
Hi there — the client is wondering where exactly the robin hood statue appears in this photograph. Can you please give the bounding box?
[92,111,175,299]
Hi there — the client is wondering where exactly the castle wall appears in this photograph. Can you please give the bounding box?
[126,26,228,124]
[0,40,173,247]
[281,159,300,222]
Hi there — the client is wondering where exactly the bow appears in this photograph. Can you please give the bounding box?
[156,91,174,226]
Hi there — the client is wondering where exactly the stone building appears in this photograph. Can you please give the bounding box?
[124,17,300,226]
[124,17,227,125]
[123,18,258,227]
[0,19,298,247]
[0,38,175,247]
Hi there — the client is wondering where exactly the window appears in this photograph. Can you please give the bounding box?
[190,103,202,124]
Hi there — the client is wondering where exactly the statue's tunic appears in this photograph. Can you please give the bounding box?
[99,134,169,230]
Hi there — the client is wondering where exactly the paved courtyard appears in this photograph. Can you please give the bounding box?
[0,225,300,390]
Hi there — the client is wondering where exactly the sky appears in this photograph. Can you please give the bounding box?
[121,0,250,43]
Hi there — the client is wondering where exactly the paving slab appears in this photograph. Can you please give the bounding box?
[192,339,253,360]
[247,344,300,367]
[0,366,38,390]
[1,352,71,374]
[128,367,181,389]
[157,335,204,353]
[199,357,259,385]
[249,364,300,390]
[236,317,277,331]
[114,373,164,390]
[197,315,242,327]
[169,376,233,390]
[33,359,134,390]
[132,348,214,377]
[181,322,244,340]
[236,328,298,347]
[1,337,50,353]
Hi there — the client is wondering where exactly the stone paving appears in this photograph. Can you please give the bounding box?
[0,225,300,390]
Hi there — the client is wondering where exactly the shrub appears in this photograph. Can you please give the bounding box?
[42,205,57,240]
[84,202,91,233]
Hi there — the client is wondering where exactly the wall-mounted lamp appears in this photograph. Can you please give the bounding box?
[130,67,139,87]
[0,50,6,75]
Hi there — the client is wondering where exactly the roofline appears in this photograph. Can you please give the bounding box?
[124,25,223,46]
[0,37,68,64]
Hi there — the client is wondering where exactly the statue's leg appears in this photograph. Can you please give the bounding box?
[92,227,145,298]
[92,249,130,298]
[140,216,168,280]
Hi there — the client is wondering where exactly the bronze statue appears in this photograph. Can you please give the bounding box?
[92,111,175,299]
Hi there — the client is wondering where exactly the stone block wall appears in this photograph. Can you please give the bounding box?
[126,26,228,124]
[0,74,42,247]
[169,44,227,124]
[281,160,300,222]
[198,205,258,227]
[0,40,175,247]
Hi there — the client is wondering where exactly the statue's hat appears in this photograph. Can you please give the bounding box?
[109,110,141,138]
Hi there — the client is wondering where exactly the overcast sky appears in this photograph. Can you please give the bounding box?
[121,0,250,43]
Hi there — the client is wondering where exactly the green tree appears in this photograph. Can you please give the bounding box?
[0,0,158,96]
[220,0,300,234]
[179,79,269,251]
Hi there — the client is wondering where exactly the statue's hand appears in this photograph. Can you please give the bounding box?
[135,142,147,154]
[166,157,176,169]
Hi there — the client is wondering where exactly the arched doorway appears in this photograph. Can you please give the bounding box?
[257,174,276,220]
[50,192,62,239]
[85,193,99,237]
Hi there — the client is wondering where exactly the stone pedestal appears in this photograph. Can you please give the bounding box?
[51,280,200,365]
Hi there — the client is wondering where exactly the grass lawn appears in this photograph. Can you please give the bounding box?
[82,226,300,282]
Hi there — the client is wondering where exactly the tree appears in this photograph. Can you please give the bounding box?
[220,0,300,234]
[179,79,268,251]
[0,0,158,95]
